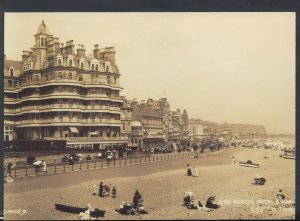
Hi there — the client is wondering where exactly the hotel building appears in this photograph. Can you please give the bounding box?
[4,21,128,149]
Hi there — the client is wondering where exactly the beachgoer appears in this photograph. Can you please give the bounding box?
[133,190,141,209]
[197,200,203,209]
[93,185,97,195]
[99,182,104,197]
[193,167,198,177]
[277,189,285,200]
[206,196,220,209]
[187,164,192,176]
[7,162,13,177]
[112,186,117,198]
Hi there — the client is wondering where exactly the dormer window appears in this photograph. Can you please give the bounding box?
[57,58,62,66]
[9,67,14,76]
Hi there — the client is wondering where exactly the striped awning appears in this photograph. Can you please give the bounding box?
[69,127,79,133]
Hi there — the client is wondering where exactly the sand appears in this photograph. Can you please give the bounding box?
[4,147,295,220]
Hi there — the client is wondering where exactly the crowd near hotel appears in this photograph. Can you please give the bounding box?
[4,21,267,152]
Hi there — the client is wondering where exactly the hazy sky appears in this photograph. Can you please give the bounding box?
[4,13,295,134]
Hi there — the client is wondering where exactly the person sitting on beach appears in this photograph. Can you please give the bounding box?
[277,189,285,200]
[187,164,192,176]
[193,167,198,177]
[93,185,97,195]
[206,196,220,209]
[253,175,266,185]
[197,200,204,209]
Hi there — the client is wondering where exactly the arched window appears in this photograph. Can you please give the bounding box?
[9,68,14,76]
[105,65,109,72]
[68,59,73,67]
[57,59,62,66]
[41,37,44,47]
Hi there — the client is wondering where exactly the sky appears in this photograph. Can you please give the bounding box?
[4,12,295,134]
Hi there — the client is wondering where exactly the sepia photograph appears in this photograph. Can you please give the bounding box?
[3,12,295,220]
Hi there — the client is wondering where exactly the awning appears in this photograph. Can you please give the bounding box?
[69,127,79,133]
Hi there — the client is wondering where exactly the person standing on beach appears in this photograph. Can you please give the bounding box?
[7,162,13,178]
[99,182,104,197]
[187,164,192,176]
[193,167,198,177]
[112,186,117,198]
[232,157,236,165]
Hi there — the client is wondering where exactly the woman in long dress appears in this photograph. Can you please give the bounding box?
[193,167,198,177]
[187,164,192,176]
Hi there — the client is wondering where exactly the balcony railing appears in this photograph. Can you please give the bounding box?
[143,134,165,139]
[14,105,121,113]
[15,119,122,125]
[44,136,128,142]
[18,78,121,89]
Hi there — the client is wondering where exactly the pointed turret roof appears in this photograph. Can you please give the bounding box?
[35,20,50,35]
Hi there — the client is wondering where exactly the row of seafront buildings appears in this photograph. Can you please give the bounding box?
[4,21,267,151]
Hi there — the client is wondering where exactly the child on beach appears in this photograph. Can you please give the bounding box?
[92,185,97,195]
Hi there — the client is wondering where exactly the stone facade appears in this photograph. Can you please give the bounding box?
[4,21,128,149]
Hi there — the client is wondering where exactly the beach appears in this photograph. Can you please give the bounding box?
[4,147,295,220]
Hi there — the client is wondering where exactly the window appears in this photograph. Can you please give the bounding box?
[105,65,109,72]
[13,81,18,87]
[57,59,62,66]
[45,74,49,81]
[9,68,14,76]
[57,72,63,79]
[91,64,94,70]
[80,62,84,69]
[95,64,98,71]
[95,74,98,78]
[8,80,12,88]
[68,59,73,67]
[68,72,72,79]
[114,77,117,84]
[78,75,83,81]
[35,75,39,82]
[107,76,110,84]
[41,37,44,47]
